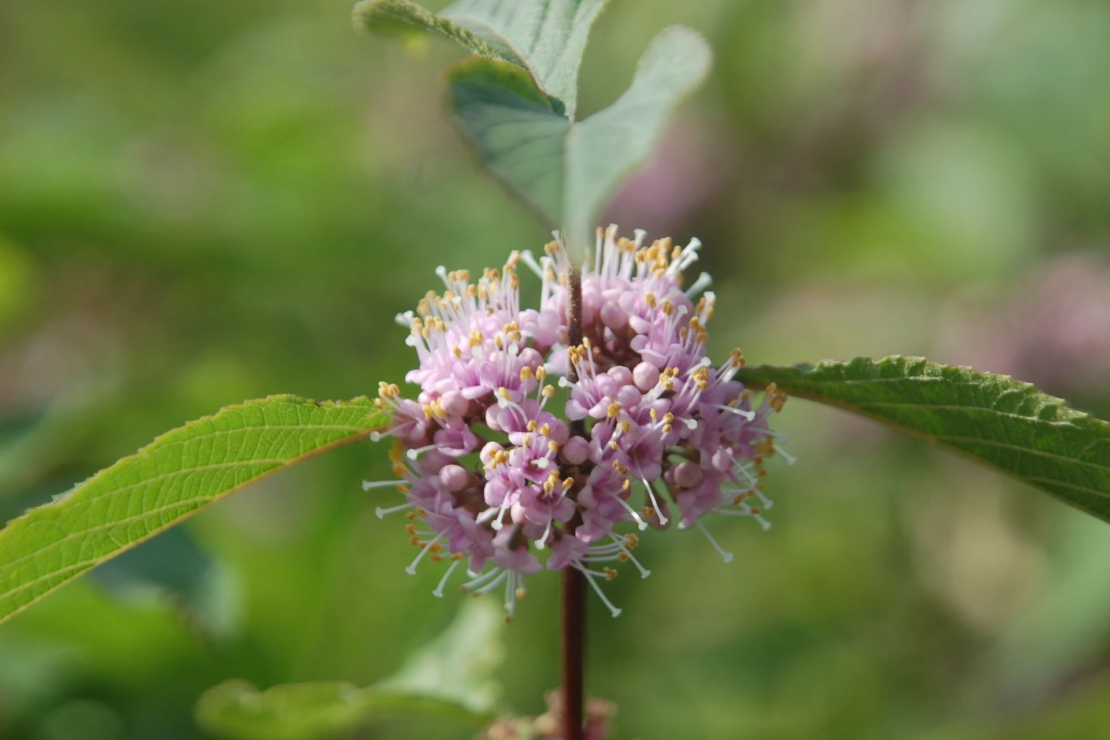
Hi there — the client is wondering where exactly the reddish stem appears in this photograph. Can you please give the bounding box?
[562,265,586,740]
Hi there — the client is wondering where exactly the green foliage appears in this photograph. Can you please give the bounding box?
[196,681,493,740]
[197,601,504,739]
[354,0,607,118]
[561,25,711,247]
[356,0,711,250]
[0,396,387,626]
[737,357,1110,523]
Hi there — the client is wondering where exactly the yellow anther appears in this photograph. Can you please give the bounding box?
[607,402,621,418]
[542,386,555,399]
[604,567,618,581]
[540,423,551,436]
[520,366,533,382]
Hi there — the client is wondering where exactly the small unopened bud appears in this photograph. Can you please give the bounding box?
[440,465,469,492]
[562,435,590,465]
[633,362,660,391]
[600,302,628,331]
[440,390,468,417]
[673,461,704,488]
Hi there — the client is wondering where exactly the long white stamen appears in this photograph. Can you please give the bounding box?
[491,499,511,530]
[406,444,437,460]
[775,446,797,466]
[375,503,412,519]
[716,404,756,421]
[519,250,545,278]
[615,494,648,530]
[640,473,669,525]
[474,569,509,595]
[536,517,553,549]
[575,564,622,618]
[405,533,444,575]
[612,536,651,578]
[433,559,463,597]
[362,480,404,491]
[461,567,502,592]
[695,521,733,563]
[684,271,713,298]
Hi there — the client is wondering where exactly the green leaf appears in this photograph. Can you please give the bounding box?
[562,25,711,249]
[736,356,1110,523]
[0,396,387,627]
[446,26,711,247]
[354,0,607,119]
[196,601,505,740]
[447,59,570,224]
[378,599,504,712]
[196,681,494,740]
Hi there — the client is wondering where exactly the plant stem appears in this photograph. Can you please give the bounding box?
[563,265,586,740]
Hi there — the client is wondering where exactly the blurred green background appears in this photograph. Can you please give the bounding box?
[3,0,1110,738]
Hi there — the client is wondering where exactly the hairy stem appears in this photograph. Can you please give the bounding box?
[562,264,586,740]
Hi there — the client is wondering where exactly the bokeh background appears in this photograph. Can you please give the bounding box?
[3,0,1110,738]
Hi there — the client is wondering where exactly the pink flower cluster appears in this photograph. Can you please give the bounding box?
[369,226,789,618]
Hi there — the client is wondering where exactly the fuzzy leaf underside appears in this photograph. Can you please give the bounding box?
[446,59,570,225]
[354,0,607,118]
[562,25,711,246]
[196,680,494,740]
[0,396,387,626]
[356,0,710,250]
[445,26,711,246]
[736,356,1110,523]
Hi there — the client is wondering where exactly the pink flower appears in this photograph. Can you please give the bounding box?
[367,227,789,618]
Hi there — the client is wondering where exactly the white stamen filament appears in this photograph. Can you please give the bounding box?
[536,517,553,549]
[695,521,734,563]
[574,564,622,618]
[362,479,404,491]
[474,569,509,595]
[405,533,444,575]
[433,558,463,597]
[406,444,437,460]
[640,473,669,525]
[461,567,502,592]
[615,494,648,530]
[716,404,756,421]
[684,271,713,298]
[375,503,412,519]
